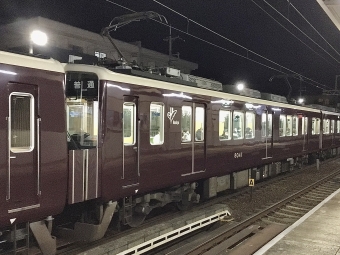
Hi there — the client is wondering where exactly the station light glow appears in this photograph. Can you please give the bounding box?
[163,92,192,99]
[236,83,244,91]
[30,30,48,46]
[107,83,130,91]
[0,69,17,75]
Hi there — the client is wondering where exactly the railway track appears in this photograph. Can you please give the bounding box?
[154,166,340,255]
[20,158,340,255]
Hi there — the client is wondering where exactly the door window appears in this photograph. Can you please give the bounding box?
[181,106,192,142]
[245,112,255,139]
[10,93,34,152]
[312,118,320,135]
[150,103,164,145]
[261,113,272,137]
[195,107,204,141]
[233,111,244,139]
[219,110,231,140]
[302,117,308,135]
[123,103,136,145]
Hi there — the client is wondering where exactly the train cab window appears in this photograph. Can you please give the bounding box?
[67,100,99,149]
[323,119,330,134]
[181,106,192,142]
[302,117,308,135]
[279,115,286,137]
[312,118,320,135]
[337,120,340,133]
[10,93,34,152]
[286,115,292,136]
[195,107,204,141]
[219,110,231,140]
[233,111,244,139]
[331,120,335,134]
[66,72,99,150]
[245,112,255,139]
[150,103,164,145]
[292,116,298,136]
[123,103,136,145]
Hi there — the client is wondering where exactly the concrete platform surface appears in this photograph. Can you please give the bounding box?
[254,188,340,255]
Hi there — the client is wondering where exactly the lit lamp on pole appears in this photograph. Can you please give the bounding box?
[29,30,48,54]
[298,98,304,105]
[236,82,245,91]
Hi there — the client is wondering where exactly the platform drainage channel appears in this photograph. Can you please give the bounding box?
[117,210,231,255]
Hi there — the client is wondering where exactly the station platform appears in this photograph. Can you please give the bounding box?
[254,188,340,255]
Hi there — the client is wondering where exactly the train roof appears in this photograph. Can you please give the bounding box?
[64,63,340,116]
[0,50,65,73]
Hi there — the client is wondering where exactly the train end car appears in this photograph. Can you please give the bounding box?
[0,51,68,253]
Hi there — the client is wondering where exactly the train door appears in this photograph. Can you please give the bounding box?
[122,96,139,188]
[7,83,40,212]
[181,102,206,176]
[261,110,273,159]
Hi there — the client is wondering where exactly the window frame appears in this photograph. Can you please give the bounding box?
[233,111,244,140]
[219,110,231,141]
[150,103,164,145]
[302,117,308,135]
[181,106,192,143]
[195,106,205,142]
[9,92,35,153]
[279,114,286,137]
[123,103,136,145]
[245,111,255,139]
[312,117,320,135]
[323,119,330,135]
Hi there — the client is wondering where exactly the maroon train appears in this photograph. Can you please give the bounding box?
[1,50,339,254]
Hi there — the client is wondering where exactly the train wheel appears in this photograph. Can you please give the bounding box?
[176,201,193,211]
[127,211,146,227]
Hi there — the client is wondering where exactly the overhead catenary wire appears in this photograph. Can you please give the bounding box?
[289,1,340,60]
[258,0,340,64]
[251,0,338,69]
[151,0,334,91]
[105,0,333,91]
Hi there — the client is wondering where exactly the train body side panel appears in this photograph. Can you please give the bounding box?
[0,62,67,228]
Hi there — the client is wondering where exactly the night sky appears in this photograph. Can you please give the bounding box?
[1,0,340,98]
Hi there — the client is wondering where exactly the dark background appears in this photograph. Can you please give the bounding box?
[1,0,340,98]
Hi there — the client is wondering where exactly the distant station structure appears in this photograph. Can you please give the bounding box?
[0,16,198,74]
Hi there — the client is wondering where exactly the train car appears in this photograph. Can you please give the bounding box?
[58,63,340,240]
[0,51,67,253]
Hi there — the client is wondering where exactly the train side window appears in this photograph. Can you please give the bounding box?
[312,118,320,135]
[286,115,292,136]
[337,120,340,133]
[331,120,335,134]
[150,103,164,145]
[245,112,255,139]
[323,119,330,134]
[10,93,34,152]
[219,110,231,140]
[233,111,244,139]
[195,107,204,141]
[123,103,136,145]
[302,117,308,135]
[292,115,298,136]
[279,115,286,137]
[181,106,192,142]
